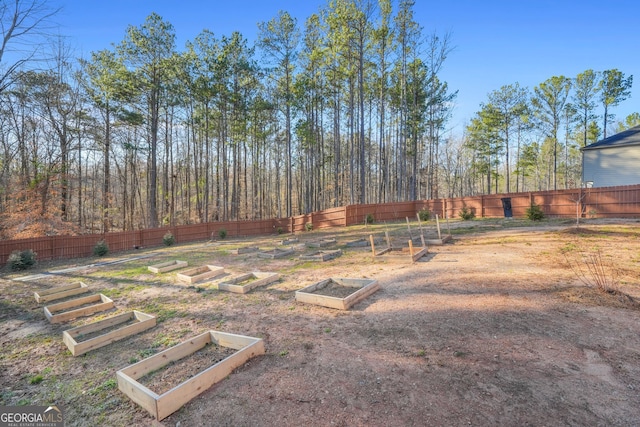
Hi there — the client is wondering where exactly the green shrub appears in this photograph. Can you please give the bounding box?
[458,206,475,220]
[93,240,109,257]
[163,232,175,246]
[418,209,430,221]
[365,213,375,224]
[526,203,545,221]
[276,226,284,235]
[218,228,227,240]
[305,222,313,231]
[7,249,37,271]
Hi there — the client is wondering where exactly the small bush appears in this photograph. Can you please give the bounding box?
[7,249,37,271]
[276,226,284,235]
[163,232,175,246]
[93,240,109,257]
[418,209,430,221]
[305,222,313,231]
[365,213,375,224]
[526,203,545,221]
[218,228,227,240]
[458,206,475,220]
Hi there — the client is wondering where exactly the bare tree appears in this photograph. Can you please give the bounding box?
[0,0,59,92]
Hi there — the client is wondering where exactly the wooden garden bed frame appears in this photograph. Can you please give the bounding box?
[229,246,259,255]
[295,278,380,310]
[34,282,89,304]
[62,310,156,356]
[44,293,114,324]
[306,238,337,248]
[148,260,188,274]
[257,248,295,259]
[176,265,225,284]
[116,330,265,421]
[281,237,298,245]
[345,237,380,248]
[299,249,343,262]
[214,272,280,294]
[369,235,428,262]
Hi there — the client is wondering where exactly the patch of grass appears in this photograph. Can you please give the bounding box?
[279,349,289,357]
[29,374,44,384]
[152,333,179,349]
[88,378,117,396]
[323,327,331,333]
[100,283,147,298]
[416,349,426,357]
[141,302,179,323]
[139,348,157,358]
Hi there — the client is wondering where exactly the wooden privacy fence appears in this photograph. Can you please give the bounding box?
[1,184,639,265]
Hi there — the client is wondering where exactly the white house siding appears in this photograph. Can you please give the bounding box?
[582,145,640,187]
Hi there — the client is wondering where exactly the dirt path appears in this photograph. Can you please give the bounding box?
[1,218,639,426]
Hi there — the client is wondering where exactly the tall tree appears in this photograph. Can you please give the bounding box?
[599,69,633,138]
[532,76,571,190]
[118,13,176,228]
[372,0,393,203]
[258,10,299,217]
[79,49,133,232]
[615,112,640,133]
[486,83,528,193]
[572,69,600,147]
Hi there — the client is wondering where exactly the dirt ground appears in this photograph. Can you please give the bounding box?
[1,217,639,426]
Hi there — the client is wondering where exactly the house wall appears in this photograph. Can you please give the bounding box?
[583,145,640,187]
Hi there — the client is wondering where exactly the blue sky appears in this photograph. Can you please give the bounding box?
[55,0,638,136]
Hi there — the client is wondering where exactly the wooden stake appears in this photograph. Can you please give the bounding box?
[384,231,391,249]
[436,214,442,240]
[408,239,414,257]
[406,217,413,240]
[415,213,426,247]
[369,235,376,258]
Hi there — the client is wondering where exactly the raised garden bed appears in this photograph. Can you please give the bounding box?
[62,310,156,356]
[295,278,380,310]
[307,238,337,248]
[281,237,298,245]
[44,293,114,324]
[116,330,265,421]
[345,237,380,248]
[214,272,280,294]
[176,265,225,284]
[423,235,452,245]
[298,249,342,262]
[375,246,429,262]
[257,248,295,259]
[369,235,428,262]
[148,260,188,274]
[34,282,89,304]
[229,246,259,255]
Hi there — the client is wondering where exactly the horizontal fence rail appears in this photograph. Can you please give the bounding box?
[1,184,639,265]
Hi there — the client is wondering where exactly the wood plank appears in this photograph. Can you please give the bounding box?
[119,332,211,379]
[148,260,188,274]
[44,293,101,312]
[116,371,159,417]
[215,272,279,294]
[63,310,156,356]
[34,282,89,303]
[44,294,114,324]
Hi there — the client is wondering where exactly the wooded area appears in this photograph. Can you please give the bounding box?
[0,0,635,240]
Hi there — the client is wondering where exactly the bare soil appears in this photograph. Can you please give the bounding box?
[138,343,237,396]
[1,217,640,426]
